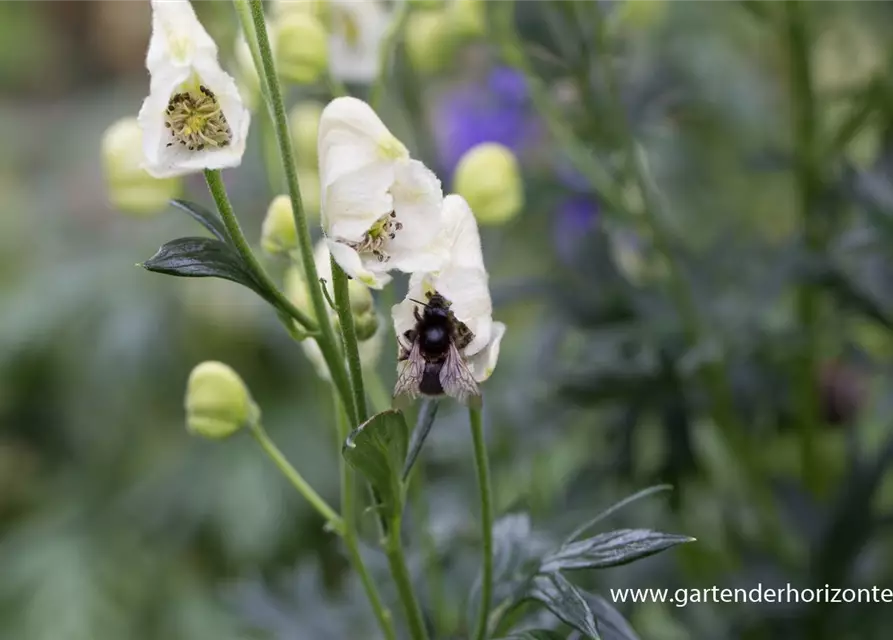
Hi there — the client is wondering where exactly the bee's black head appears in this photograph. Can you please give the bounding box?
[412,292,451,321]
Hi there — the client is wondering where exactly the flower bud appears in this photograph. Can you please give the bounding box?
[447,0,485,40]
[274,12,329,85]
[273,0,329,21]
[261,195,298,255]
[453,143,524,225]
[101,117,181,216]
[289,102,324,169]
[185,361,258,439]
[405,9,454,74]
[354,310,380,343]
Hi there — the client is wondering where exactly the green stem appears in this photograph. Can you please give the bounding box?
[469,406,493,640]
[332,258,368,422]
[333,389,397,640]
[385,517,430,640]
[246,0,356,425]
[203,170,316,331]
[786,0,822,494]
[233,0,272,104]
[249,423,344,534]
[370,0,410,111]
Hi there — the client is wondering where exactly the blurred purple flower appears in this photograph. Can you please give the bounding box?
[435,66,541,178]
[554,194,600,262]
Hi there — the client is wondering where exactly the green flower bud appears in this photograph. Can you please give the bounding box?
[453,143,524,225]
[101,117,181,217]
[354,310,380,342]
[448,0,485,40]
[289,102,324,168]
[261,195,298,255]
[273,0,329,22]
[405,9,454,74]
[185,361,258,439]
[347,278,374,316]
[274,12,329,85]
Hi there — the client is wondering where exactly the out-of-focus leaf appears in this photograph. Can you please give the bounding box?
[563,485,673,544]
[142,237,265,297]
[499,631,567,640]
[528,573,600,639]
[342,410,408,520]
[170,199,232,244]
[587,593,641,640]
[402,399,439,481]
[541,529,694,573]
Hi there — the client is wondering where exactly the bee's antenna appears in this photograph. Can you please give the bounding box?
[409,298,428,307]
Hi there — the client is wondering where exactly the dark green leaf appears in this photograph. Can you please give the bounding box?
[141,237,266,297]
[170,199,231,243]
[563,485,673,544]
[587,593,640,640]
[401,399,439,481]
[541,529,694,573]
[528,573,600,639]
[498,631,567,640]
[342,410,408,521]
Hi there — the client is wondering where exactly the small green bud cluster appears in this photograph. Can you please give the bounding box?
[184,361,259,439]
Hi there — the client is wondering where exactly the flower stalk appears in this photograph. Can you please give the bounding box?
[469,406,493,640]
[332,257,369,422]
[246,0,356,424]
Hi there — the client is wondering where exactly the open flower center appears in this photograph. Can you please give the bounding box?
[343,212,404,263]
[164,86,232,151]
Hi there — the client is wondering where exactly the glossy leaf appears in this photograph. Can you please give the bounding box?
[541,529,694,573]
[528,573,600,639]
[142,237,266,297]
[170,199,232,243]
[342,410,409,521]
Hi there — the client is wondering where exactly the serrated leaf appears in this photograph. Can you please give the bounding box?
[498,631,567,640]
[528,573,600,639]
[142,237,266,297]
[342,410,408,521]
[541,529,694,573]
[170,199,231,243]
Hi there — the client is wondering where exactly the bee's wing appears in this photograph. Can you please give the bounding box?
[393,341,425,409]
[440,343,482,408]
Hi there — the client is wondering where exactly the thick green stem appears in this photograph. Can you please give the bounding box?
[203,170,316,331]
[246,0,356,424]
[786,0,822,493]
[385,518,430,640]
[469,406,493,640]
[249,423,344,534]
[333,390,397,640]
[370,1,410,111]
[332,258,368,422]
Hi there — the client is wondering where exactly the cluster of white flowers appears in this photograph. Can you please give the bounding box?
[134,0,504,403]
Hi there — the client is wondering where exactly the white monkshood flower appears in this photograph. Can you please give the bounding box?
[138,0,251,178]
[328,0,391,83]
[392,194,507,394]
[319,96,447,289]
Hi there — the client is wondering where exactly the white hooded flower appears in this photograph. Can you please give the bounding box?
[328,0,391,82]
[319,96,447,289]
[138,0,251,178]
[392,195,506,383]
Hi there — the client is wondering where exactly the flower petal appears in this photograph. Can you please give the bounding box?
[387,159,444,258]
[147,0,218,73]
[328,0,390,83]
[439,193,485,271]
[324,162,395,241]
[327,239,392,289]
[466,321,506,382]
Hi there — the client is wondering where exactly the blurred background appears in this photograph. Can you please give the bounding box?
[2,1,893,639]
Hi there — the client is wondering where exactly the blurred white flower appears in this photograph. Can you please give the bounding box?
[392,195,506,384]
[328,0,391,82]
[138,0,250,178]
[319,97,447,288]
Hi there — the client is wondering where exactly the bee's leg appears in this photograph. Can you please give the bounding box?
[413,307,423,323]
[453,320,475,351]
[404,329,417,343]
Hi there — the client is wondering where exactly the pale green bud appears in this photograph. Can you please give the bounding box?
[101,117,181,217]
[289,102,324,169]
[273,0,329,22]
[261,195,298,255]
[453,143,524,225]
[354,310,380,342]
[448,0,485,40]
[405,9,454,74]
[347,279,378,341]
[185,361,258,439]
[274,12,329,85]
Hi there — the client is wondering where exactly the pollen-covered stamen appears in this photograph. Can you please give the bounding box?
[341,211,404,263]
[164,86,232,151]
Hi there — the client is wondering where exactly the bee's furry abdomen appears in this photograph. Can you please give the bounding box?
[420,363,444,396]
